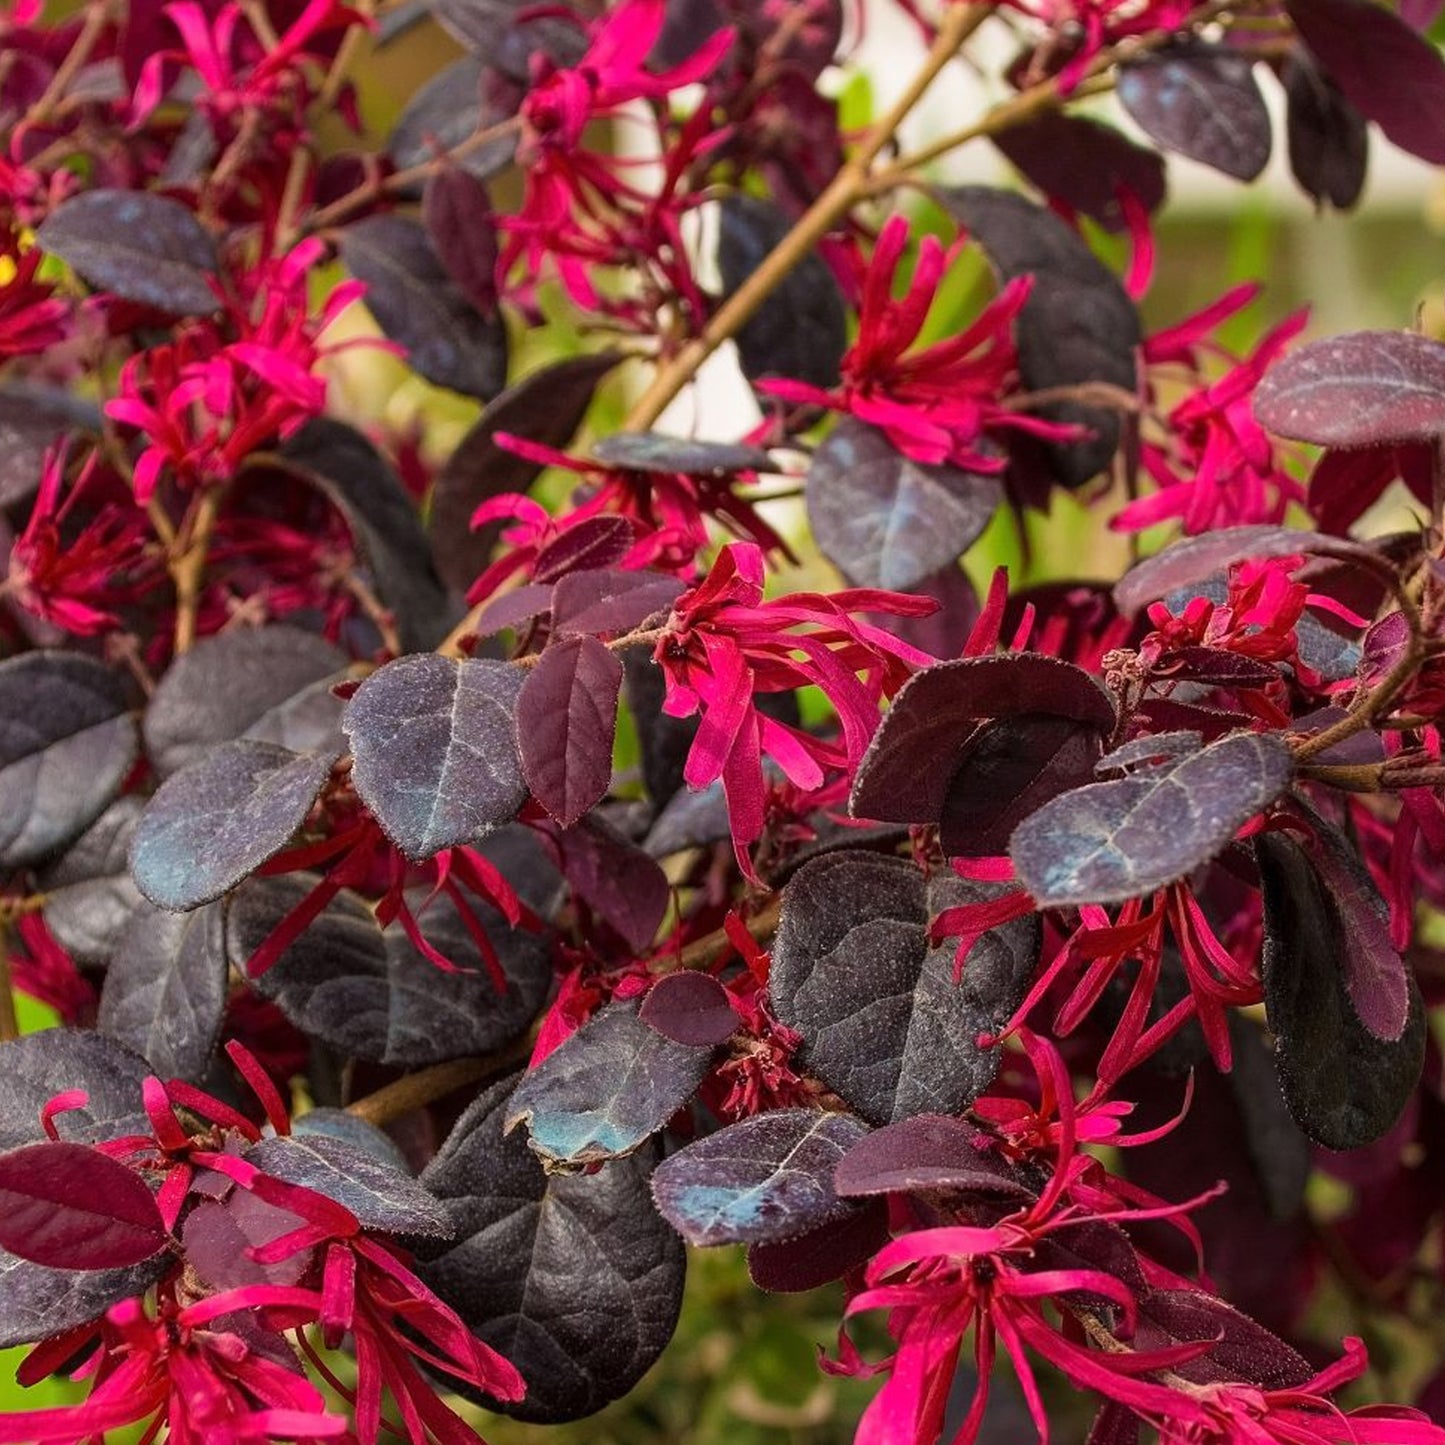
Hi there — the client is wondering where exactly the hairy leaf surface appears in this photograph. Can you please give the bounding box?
[639,972,738,1047]
[0,1030,151,1152]
[40,797,146,964]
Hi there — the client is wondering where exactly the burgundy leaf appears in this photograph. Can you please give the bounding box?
[1011,731,1294,907]
[1117,41,1271,181]
[0,1142,167,1270]
[1287,0,1445,164]
[833,1114,1033,1200]
[1254,330,1445,448]
[552,815,671,952]
[746,1199,890,1293]
[532,516,635,583]
[851,654,1115,826]
[1096,731,1203,773]
[1162,646,1282,687]
[422,165,499,318]
[517,635,622,827]
[1132,1288,1314,1389]
[639,971,738,1047]
[473,582,555,638]
[552,569,684,637]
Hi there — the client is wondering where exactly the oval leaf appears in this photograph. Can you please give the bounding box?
[0,1248,168,1349]
[420,1078,685,1423]
[339,213,507,400]
[0,1142,167,1270]
[1011,731,1294,908]
[37,190,218,315]
[590,433,772,476]
[770,851,1040,1125]
[806,419,1002,591]
[639,972,738,1047]
[423,165,499,318]
[1118,42,1271,181]
[833,1114,1033,1200]
[0,1031,151,1154]
[130,739,335,911]
[39,797,146,965]
[505,1001,715,1167]
[516,636,622,828]
[1254,330,1445,449]
[651,1109,870,1247]
[1283,52,1368,211]
[552,569,685,638]
[343,654,527,860]
[0,652,137,870]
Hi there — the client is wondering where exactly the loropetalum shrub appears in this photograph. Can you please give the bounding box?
[9,0,1445,1440]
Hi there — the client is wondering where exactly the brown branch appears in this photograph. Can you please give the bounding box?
[0,932,20,1044]
[171,488,227,655]
[346,1032,535,1127]
[675,895,783,971]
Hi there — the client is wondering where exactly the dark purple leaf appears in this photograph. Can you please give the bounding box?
[240,678,348,759]
[851,653,1114,826]
[1118,42,1271,180]
[504,1001,715,1166]
[246,1132,452,1237]
[806,419,1002,591]
[474,583,555,638]
[1164,646,1282,687]
[1257,830,1426,1148]
[590,433,772,475]
[552,815,671,952]
[0,1247,167,1348]
[992,111,1167,231]
[1087,1403,1141,1445]
[833,1114,1033,1200]
[428,0,589,67]
[1287,0,1445,163]
[420,1077,684,1422]
[718,195,847,390]
[1096,731,1203,773]
[423,166,499,318]
[1112,525,1382,614]
[939,714,1105,858]
[96,900,228,1080]
[0,652,136,870]
[129,740,335,911]
[552,569,684,637]
[343,653,527,860]
[745,1200,889,1292]
[39,797,146,965]
[1132,1288,1313,1389]
[1012,731,1293,908]
[516,636,621,828]
[770,851,1040,1125]
[388,55,519,181]
[651,1109,869,1246]
[1284,51,1368,210]
[643,777,730,857]
[624,648,698,810]
[429,352,623,592]
[0,1142,167,1270]
[279,419,456,653]
[1227,1011,1313,1222]
[143,625,347,778]
[0,386,100,507]
[0,1030,151,1154]
[36,190,218,314]
[230,874,550,1065]
[1254,330,1445,448]
[939,186,1142,489]
[640,971,738,1047]
[532,515,635,583]
[339,214,507,400]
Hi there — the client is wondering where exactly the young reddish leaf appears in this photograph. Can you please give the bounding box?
[851,654,1115,826]
[833,1114,1034,1200]
[429,352,623,592]
[1257,830,1426,1149]
[231,874,550,1065]
[517,636,622,828]
[1132,1287,1314,1389]
[40,796,146,965]
[806,419,1002,591]
[0,652,137,870]
[639,971,738,1047]
[475,582,555,638]
[552,815,671,952]
[1254,330,1445,448]
[650,1109,870,1247]
[343,654,528,860]
[590,433,773,476]
[504,1001,716,1167]
[129,739,336,911]
[0,1142,167,1270]
[992,111,1167,231]
[1287,0,1445,163]
[770,852,1039,1125]
[939,186,1142,488]
[1118,42,1271,181]
[1284,52,1368,211]
[1012,731,1293,908]
[142,626,346,778]
[532,515,635,582]
[718,195,847,389]
[36,190,219,315]
[339,213,508,400]
[421,1078,685,1423]
[96,900,228,1081]
[746,1201,890,1293]
[423,165,500,318]
[552,569,684,637]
